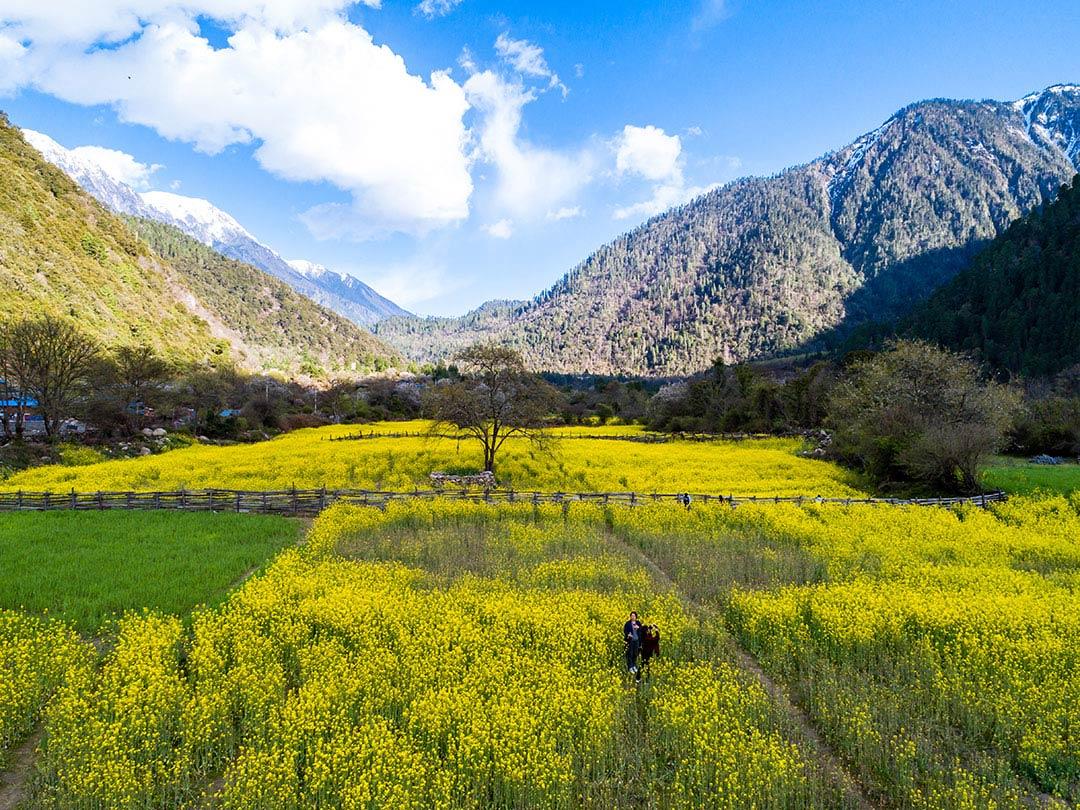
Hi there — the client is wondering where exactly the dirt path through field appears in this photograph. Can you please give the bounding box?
[0,726,42,810]
[609,533,877,810]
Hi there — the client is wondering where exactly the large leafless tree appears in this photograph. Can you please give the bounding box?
[0,316,100,439]
[424,344,560,474]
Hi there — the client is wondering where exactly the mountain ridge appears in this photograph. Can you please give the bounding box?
[21,128,409,327]
[1,117,399,375]
[378,84,1080,375]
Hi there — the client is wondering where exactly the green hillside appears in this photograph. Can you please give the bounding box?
[0,115,399,375]
[0,113,224,363]
[125,217,399,375]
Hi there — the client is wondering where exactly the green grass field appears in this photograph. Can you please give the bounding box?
[0,510,300,632]
[982,456,1080,496]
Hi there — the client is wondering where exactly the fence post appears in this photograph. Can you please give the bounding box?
[43,492,50,510]
[71,489,77,509]
[235,491,242,513]
[319,486,327,512]
[181,489,188,510]
[97,491,104,510]
[292,486,299,516]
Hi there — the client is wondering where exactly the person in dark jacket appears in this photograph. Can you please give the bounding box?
[623,611,642,675]
[640,624,661,668]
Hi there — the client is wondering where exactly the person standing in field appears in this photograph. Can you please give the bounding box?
[640,624,661,669]
[624,611,642,676]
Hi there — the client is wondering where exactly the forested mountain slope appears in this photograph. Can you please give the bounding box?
[127,218,400,374]
[900,174,1080,376]
[379,84,1080,375]
[0,117,398,374]
[23,128,409,328]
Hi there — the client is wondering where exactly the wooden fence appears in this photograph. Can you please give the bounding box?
[0,487,1008,516]
[327,430,787,444]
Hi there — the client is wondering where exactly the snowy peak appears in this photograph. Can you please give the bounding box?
[1013,84,1080,166]
[21,125,410,326]
[21,128,157,219]
[287,258,328,279]
[139,190,253,245]
[288,259,412,322]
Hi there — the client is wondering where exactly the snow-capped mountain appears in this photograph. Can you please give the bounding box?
[288,259,410,322]
[21,129,409,327]
[22,129,159,220]
[1013,83,1080,165]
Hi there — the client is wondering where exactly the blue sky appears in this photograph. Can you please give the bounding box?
[2,0,1078,315]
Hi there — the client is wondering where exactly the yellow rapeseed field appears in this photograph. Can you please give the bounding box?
[5,476,1078,807]
[0,421,864,496]
[25,502,834,808]
[611,496,1080,808]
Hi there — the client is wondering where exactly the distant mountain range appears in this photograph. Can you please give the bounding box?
[21,130,410,327]
[1,116,399,374]
[377,84,1080,375]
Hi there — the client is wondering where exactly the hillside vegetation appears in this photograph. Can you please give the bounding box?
[126,217,399,374]
[900,175,1080,376]
[379,86,1080,375]
[0,114,224,364]
[0,116,398,374]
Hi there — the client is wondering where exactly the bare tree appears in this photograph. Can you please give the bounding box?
[0,316,101,439]
[0,322,36,439]
[112,344,172,431]
[424,344,560,474]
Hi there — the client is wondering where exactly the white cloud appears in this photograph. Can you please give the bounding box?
[482,218,513,238]
[0,2,376,44]
[611,123,721,221]
[1,4,472,239]
[362,261,465,308]
[494,32,565,95]
[70,144,163,189]
[616,124,683,182]
[686,125,703,137]
[415,0,463,19]
[613,181,718,221]
[546,206,582,221]
[464,69,593,221]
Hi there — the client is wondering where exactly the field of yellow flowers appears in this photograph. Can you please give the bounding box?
[0,421,864,497]
[4,491,1078,808]
[611,496,1080,808]
[7,502,849,808]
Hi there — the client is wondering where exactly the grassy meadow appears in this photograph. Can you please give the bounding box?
[0,421,866,497]
[0,511,300,631]
[982,455,1080,496]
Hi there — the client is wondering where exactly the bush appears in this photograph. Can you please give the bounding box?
[828,341,1020,493]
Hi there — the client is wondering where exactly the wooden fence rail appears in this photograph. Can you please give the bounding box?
[328,430,787,444]
[0,487,1008,516]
